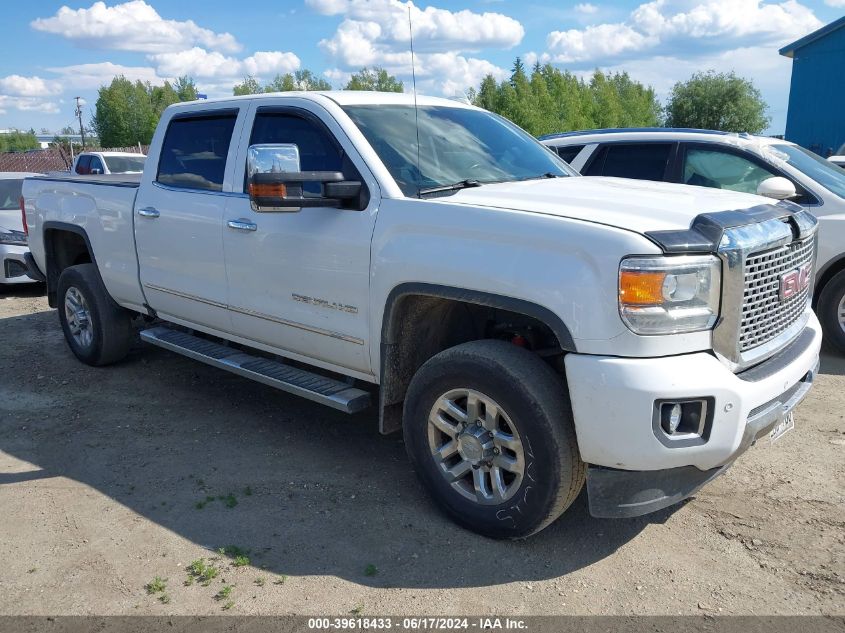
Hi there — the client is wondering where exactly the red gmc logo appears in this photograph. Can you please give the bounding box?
[779,263,812,301]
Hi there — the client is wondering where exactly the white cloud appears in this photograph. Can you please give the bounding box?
[149,47,300,82]
[574,3,599,14]
[823,0,845,6]
[311,0,520,95]
[46,62,162,90]
[546,0,822,63]
[0,75,60,98]
[32,1,241,54]
[0,95,60,115]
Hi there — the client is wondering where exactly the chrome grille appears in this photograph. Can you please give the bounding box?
[739,237,815,352]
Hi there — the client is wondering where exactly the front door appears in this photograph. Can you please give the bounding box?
[135,108,242,332]
[222,101,378,375]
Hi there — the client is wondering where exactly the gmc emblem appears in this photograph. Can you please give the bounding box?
[779,263,812,301]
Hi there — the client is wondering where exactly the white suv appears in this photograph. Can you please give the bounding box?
[542,128,845,353]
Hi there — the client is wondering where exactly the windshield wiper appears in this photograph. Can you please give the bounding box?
[418,179,483,197]
[518,172,564,181]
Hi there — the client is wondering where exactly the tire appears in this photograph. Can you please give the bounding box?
[57,263,133,366]
[817,269,845,354]
[403,340,585,539]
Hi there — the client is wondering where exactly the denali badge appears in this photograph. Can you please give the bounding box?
[779,263,812,301]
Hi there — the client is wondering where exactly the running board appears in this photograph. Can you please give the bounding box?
[140,326,371,413]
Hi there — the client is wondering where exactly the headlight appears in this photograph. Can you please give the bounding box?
[619,255,721,335]
[0,230,27,246]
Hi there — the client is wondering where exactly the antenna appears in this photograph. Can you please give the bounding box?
[408,5,422,198]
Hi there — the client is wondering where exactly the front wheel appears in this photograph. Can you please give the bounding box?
[817,269,845,354]
[403,340,585,539]
[57,263,133,366]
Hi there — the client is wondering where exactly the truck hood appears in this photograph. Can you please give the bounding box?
[446,176,776,234]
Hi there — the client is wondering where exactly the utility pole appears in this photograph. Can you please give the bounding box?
[74,97,86,149]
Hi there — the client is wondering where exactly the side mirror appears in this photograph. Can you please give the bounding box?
[247,143,362,212]
[756,176,797,200]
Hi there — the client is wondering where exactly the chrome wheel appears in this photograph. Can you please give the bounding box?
[427,389,524,505]
[64,286,94,349]
[838,293,845,335]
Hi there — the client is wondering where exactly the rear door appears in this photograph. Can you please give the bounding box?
[221,99,379,375]
[135,106,245,332]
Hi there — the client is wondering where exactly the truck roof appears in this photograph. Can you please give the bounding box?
[167,90,476,113]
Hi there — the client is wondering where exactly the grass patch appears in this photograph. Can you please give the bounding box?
[215,584,234,601]
[364,564,377,577]
[145,577,167,594]
[218,545,250,567]
[186,559,219,586]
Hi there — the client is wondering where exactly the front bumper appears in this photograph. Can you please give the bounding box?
[0,244,36,285]
[565,311,822,518]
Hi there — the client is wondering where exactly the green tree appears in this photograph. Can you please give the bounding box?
[234,76,263,96]
[173,75,198,101]
[0,131,39,152]
[471,61,661,136]
[344,67,403,92]
[665,70,769,133]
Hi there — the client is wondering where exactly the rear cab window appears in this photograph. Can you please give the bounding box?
[156,113,238,191]
[553,144,585,164]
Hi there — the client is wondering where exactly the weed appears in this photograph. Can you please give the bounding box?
[364,564,377,577]
[159,593,171,604]
[233,555,249,567]
[145,577,167,594]
[244,486,253,496]
[27,568,36,574]
[350,605,364,615]
[273,575,288,585]
[218,545,250,567]
[223,493,238,508]
[206,496,215,502]
[183,576,194,587]
[254,577,265,587]
[186,559,219,586]
[195,501,206,510]
[222,600,235,611]
[215,585,234,601]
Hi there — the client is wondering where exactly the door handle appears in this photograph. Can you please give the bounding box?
[227,219,258,232]
[138,207,160,218]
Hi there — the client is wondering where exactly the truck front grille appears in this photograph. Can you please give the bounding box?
[739,237,815,352]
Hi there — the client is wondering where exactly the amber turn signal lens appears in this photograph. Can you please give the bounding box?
[248,182,287,198]
[619,271,666,305]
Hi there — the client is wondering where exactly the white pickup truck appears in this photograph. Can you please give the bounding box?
[22,92,822,538]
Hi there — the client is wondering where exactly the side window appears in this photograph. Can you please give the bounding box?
[248,112,347,194]
[89,156,105,174]
[554,144,585,164]
[157,113,238,191]
[595,143,673,181]
[683,147,778,194]
[75,155,91,175]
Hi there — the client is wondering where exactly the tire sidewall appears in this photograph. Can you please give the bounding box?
[818,271,845,354]
[404,353,569,538]
[57,267,105,364]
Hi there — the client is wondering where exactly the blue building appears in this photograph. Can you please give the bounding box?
[779,16,845,156]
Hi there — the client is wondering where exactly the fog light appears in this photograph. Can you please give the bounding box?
[666,404,682,434]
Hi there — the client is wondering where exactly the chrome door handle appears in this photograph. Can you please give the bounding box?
[227,219,258,232]
[138,207,160,218]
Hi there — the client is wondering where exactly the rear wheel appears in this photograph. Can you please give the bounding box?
[817,270,845,354]
[403,340,585,539]
[57,263,133,366]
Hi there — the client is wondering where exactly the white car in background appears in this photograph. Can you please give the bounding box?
[542,128,845,353]
[0,172,42,285]
[72,151,146,175]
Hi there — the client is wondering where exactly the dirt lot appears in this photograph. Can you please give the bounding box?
[0,285,843,616]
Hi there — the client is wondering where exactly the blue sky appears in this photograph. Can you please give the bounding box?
[1,0,843,135]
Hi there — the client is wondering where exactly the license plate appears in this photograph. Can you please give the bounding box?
[770,411,795,443]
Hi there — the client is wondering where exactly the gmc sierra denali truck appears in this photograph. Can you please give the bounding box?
[22,92,822,538]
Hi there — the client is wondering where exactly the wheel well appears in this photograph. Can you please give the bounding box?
[814,256,845,308]
[379,292,568,434]
[44,228,93,307]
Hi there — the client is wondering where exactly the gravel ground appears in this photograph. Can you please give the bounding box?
[0,285,842,616]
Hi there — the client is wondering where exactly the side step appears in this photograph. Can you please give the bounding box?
[140,326,371,413]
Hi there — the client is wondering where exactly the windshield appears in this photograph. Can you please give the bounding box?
[342,105,574,197]
[770,144,845,199]
[103,156,146,173]
[0,179,23,210]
